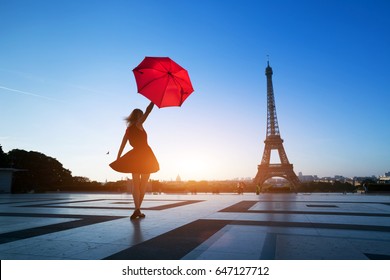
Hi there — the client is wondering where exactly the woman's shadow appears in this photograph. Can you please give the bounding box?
[129,218,145,245]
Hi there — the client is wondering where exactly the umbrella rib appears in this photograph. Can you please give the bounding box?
[158,74,172,106]
[138,75,167,92]
[150,57,171,72]
[172,75,194,93]
[135,67,167,75]
[174,75,193,89]
[170,74,187,106]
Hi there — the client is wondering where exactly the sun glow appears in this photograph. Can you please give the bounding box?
[170,152,213,181]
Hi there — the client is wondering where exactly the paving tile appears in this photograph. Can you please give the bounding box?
[275,235,368,260]
[0,217,78,234]
[0,193,389,260]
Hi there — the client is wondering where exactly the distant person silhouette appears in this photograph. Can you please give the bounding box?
[110,101,159,220]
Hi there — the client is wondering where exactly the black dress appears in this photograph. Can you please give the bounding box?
[109,124,159,174]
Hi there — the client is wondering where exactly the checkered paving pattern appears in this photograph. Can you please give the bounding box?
[0,193,389,260]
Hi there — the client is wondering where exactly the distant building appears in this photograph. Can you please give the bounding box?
[378,175,390,184]
[353,176,377,186]
[298,172,318,182]
[265,177,288,186]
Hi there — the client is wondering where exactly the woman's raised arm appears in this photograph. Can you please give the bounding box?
[138,101,154,124]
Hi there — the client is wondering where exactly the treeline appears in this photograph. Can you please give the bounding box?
[1,145,359,194]
[140,180,357,194]
[0,145,103,193]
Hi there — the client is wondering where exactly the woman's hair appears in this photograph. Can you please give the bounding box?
[125,109,143,125]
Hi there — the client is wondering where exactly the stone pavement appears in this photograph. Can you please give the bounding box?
[0,192,389,260]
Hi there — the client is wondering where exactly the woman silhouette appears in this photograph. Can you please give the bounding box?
[110,101,159,219]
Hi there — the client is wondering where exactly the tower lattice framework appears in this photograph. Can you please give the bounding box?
[254,62,300,190]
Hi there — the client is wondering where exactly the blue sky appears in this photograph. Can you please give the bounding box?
[1,0,389,182]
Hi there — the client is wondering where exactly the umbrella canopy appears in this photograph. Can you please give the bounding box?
[132,57,194,108]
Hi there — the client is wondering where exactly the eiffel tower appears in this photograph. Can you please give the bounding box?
[254,61,300,191]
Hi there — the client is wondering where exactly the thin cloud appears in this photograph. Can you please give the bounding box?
[0,67,108,97]
[0,85,64,102]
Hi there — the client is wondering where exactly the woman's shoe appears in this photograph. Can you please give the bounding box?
[130,209,140,220]
[137,209,146,218]
[130,209,145,220]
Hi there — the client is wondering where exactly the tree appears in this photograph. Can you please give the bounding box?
[8,149,73,193]
[0,145,10,167]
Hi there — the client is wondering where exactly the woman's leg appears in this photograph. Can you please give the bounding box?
[131,173,141,210]
[139,173,150,209]
[130,173,149,219]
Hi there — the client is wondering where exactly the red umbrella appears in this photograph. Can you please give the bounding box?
[132,57,194,108]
